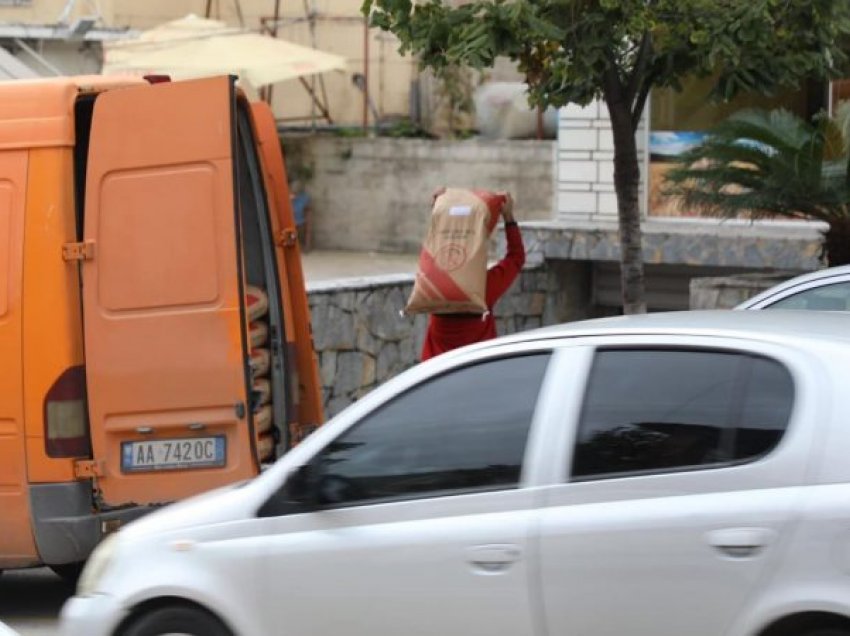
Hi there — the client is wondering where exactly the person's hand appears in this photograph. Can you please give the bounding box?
[431,186,447,205]
[499,192,515,223]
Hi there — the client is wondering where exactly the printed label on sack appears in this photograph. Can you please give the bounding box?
[435,243,467,272]
[448,205,472,216]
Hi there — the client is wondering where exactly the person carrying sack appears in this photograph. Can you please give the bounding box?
[420,189,525,361]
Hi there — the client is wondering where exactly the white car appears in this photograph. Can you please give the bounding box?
[0,622,18,636]
[62,311,850,636]
[737,264,850,310]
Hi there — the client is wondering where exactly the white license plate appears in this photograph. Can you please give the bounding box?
[121,436,226,473]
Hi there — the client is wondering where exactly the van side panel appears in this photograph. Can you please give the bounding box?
[250,102,324,440]
[82,77,256,506]
[22,148,81,484]
[0,149,39,566]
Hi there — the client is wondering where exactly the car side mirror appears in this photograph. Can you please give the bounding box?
[256,463,320,518]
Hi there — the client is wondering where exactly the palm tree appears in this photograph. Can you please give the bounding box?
[665,108,850,265]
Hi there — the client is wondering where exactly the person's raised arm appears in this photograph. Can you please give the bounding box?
[486,193,525,307]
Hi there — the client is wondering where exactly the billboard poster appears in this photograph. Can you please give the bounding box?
[648,131,707,217]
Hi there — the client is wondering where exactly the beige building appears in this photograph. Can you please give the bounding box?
[0,0,419,126]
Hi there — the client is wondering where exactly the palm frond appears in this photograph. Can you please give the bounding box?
[664,107,850,225]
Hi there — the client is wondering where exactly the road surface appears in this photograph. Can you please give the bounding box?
[0,568,70,635]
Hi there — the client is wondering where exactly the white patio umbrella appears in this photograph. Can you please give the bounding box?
[102,14,347,87]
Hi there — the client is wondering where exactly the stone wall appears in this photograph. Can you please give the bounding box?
[308,259,588,418]
[689,272,800,309]
[284,136,556,253]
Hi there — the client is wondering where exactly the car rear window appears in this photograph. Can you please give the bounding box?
[571,348,794,480]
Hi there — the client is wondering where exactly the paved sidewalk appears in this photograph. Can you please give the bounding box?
[302,249,418,283]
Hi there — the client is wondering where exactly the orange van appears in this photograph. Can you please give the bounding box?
[0,74,322,578]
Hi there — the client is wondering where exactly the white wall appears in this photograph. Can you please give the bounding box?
[556,99,648,222]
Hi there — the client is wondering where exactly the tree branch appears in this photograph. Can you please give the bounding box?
[630,70,657,132]
[625,31,652,105]
[602,49,626,110]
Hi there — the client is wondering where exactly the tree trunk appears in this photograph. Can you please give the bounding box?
[604,82,647,314]
[823,219,850,266]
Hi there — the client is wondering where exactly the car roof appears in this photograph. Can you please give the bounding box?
[462,309,850,354]
[737,265,850,309]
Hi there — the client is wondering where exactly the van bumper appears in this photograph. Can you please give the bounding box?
[59,593,125,636]
[30,482,158,565]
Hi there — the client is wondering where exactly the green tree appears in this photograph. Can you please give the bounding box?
[361,0,850,313]
[665,108,850,265]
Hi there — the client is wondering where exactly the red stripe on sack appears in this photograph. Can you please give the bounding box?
[420,250,470,302]
[416,273,441,301]
[472,190,506,234]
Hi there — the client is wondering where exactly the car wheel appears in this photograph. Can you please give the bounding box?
[50,562,84,585]
[122,605,232,636]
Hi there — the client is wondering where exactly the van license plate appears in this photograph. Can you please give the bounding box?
[121,436,226,472]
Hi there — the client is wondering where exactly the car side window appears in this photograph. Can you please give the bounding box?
[765,281,850,311]
[310,353,551,507]
[571,349,793,480]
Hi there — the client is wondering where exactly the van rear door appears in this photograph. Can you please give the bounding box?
[249,102,323,443]
[81,77,257,507]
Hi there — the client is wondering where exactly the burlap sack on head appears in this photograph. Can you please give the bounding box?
[405,188,505,315]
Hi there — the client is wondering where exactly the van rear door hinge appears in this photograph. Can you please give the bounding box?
[275,229,298,248]
[74,459,104,479]
[62,241,95,261]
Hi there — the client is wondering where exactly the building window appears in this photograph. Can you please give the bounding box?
[648,75,826,218]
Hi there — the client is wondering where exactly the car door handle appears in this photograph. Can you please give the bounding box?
[706,527,776,558]
[467,544,521,573]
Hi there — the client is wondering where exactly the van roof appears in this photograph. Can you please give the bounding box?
[0,75,145,150]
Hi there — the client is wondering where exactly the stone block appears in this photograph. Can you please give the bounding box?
[559,151,592,160]
[561,101,599,119]
[335,351,376,395]
[558,191,597,214]
[325,395,352,419]
[334,291,357,311]
[598,128,614,151]
[560,120,593,128]
[356,323,380,356]
[558,128,598,151]
[523,316,542,331]
[598,192,619,215]
[368,286,413,341]
[597,159,614,184]
[528,292,546,315]
[689,273,795,309]
[320,351,337,388]
[559,160,597,182]
[377,342,401,380]
[399,336,418,370]
[311,302,357,351]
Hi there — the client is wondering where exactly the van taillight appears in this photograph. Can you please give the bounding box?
[144,74,171,84]
[44,366,91,458]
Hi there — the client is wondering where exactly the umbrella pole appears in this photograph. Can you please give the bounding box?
[261,0,282,105]
[363,14,369,133]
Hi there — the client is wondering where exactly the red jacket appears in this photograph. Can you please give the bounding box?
[421,223,525,361]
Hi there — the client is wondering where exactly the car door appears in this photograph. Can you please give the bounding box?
[537,339,813,636]
[255,351,553,636]
[81,76,257,507]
